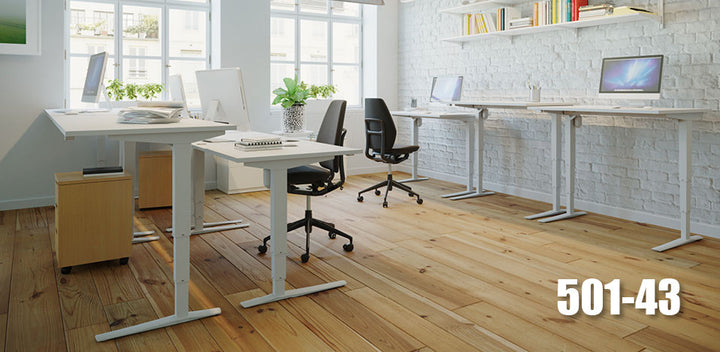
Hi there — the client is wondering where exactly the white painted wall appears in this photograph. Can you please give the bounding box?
[0,0,99,209]
[396,0,720,236]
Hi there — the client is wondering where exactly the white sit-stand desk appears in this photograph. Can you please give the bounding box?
[45,110,234,341]
[530,105,710,252]
[390,110,479,199]
[193,134,361,307]
[446,101,571,201]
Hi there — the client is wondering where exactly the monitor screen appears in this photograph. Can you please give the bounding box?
[599,55,663,95]
[81,52,108,103]
[430,76,463,102]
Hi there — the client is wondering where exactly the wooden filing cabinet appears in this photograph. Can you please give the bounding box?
[138,150,172,209]
[54,172,133,274]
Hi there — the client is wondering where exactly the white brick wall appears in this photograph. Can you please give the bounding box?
[397,0,720,232]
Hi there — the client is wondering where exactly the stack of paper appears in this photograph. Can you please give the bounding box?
[117,107,183,124]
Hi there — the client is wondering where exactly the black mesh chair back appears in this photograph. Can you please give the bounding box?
[364,98,397,155]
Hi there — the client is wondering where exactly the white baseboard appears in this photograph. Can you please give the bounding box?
[205,181,217,191]
[0,196,55,211]
[405,166,720,240]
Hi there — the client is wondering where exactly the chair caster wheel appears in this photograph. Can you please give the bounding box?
[343,243,354,252]
[119,257,129,265]
[417,198,423,205]
[375,190,381,196]
[382,201,388,208]
[329,232,337,239]
[258,245,268,254]
[357,196,364,202]
[61,266,72,275]
[301,253,310,263]
[408,192,414,197]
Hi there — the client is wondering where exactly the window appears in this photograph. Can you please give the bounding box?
[270,0,363,107]
[66,0,210,108]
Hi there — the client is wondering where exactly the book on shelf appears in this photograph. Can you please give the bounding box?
[496,7,520,31]
[532,0,587,26]
[461,13,497,35]
[509,17,532,29]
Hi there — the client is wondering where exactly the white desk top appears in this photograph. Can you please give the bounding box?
[391,110,475,119]
[529,105,711,120]
[193,131,360,165]
[45,109,234,138]
[452,101,571,109]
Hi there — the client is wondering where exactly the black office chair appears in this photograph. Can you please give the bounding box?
[257,100,353,263]
[357,98,423,208]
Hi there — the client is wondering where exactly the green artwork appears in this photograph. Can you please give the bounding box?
[0,0,27,44]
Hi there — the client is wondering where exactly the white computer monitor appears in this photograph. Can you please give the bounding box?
[81,51,108,103]
[430,76,463,103]
[167,74,190,116]
[599,55,663,100]
[196,68,250,131]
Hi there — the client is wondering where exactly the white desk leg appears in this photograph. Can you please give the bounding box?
[448,109,495,200]
[398,117,429,183]
[96,143,221,342]
[241,167,346,308]
[539,115,586,223]
[120,141,159,243]
[527,113,566,220]
[653,119,702,251]
[166,149,248,236]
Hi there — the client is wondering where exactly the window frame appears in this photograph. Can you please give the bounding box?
[64,0,211,108]
[270,0,363,108]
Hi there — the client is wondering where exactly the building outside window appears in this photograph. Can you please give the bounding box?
[270,0,363,107]
[66,0,210,108]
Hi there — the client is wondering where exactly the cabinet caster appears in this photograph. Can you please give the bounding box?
[357,196,364,202]
[258,245,268,254]
[375,190,381,196]
[61,266,72,275]
[343,243,354,252]
[119,257,129,265]
[301,253,310,263]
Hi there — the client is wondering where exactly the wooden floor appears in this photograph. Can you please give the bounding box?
[2,172,720,351]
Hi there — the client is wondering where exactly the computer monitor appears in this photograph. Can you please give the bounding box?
[196,68,250,131]
[81,52,108,103]
[167,74,190,116]
[430,76,463,102]
[599,55,663,100]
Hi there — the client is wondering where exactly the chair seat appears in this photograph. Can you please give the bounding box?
[288,165,332,185]
[389,145,419,155]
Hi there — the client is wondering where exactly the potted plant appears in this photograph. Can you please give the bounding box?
[105,79,164,108]
[272,76,336,133]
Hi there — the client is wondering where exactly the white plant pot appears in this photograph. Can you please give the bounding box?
[282,104,305,133]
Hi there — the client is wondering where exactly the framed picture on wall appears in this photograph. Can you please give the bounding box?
[0,0,41,55]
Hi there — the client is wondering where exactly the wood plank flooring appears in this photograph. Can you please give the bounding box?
[2,173,720,351]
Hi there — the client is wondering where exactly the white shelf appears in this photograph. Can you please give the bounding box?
[440,0,525,15]
[442,13,661,43]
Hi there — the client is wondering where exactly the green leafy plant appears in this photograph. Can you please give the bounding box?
[105,79,164,101]
[272,76,336,109]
